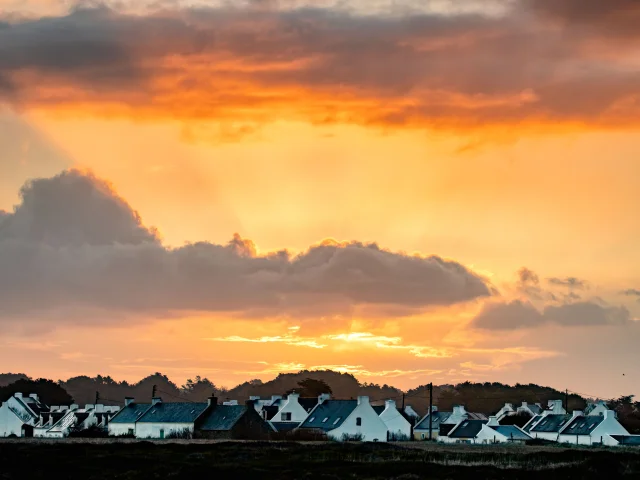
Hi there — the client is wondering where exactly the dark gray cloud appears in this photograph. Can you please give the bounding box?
[472,299,631,330]
[547,277,587,289]
[623,289,640,302]
[0,2,639,130]
[0,170,491,321]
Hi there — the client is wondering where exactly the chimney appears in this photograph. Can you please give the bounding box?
[95,404,105,413]
[124,397,134,407]
[288,392,300,402]
[318,393,331,404]
[29,393,39,402]
[452,405,467,417]
[604,410,615,420]
[70,404,79,411]
[357,396,369,406]
[385,399,396,410]
[522,401,528,407]
[208,396,218,407]
[14,392,23,398]
[429,406,438,414]
[249,396,261,401]
[151,397,162,406]
[224,400,238,406]
[572,410,583,418]
[487,416,500,427]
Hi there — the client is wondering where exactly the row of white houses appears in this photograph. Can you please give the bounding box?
[2,392,640,446]
[0,392,120,438]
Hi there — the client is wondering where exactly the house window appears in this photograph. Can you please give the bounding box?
[421,433,425,440]
[356,417,362,426]
[281,412,292,421]
[128,428,134,435]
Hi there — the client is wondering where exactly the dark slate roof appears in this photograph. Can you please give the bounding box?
[299,400,357,431]
[270,422,300,432]
[528,405,543,415]
[467,412,488,420]
[198,405,247,431]
[415,411,452,430]
[522,415,542,433]
[439,424,456,436]
[530,414,571,433]
[610,435,640,446]
[20,397,47,416]
[262,405,280,420]
[490,425,532,440]
[449,420,487,438]
[110,403,154,424]
[299,398,319,412]
[562,416,604,435]
[138,402,208,423]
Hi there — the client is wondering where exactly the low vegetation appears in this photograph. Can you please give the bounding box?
[0,441,639,479]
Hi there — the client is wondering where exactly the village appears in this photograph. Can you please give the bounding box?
[2,390,640,447]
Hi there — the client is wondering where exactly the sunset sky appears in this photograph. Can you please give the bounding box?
[1,0,639,399]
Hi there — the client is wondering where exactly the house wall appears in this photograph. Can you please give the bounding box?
[274,394,310,424]
[414,429,440,441]
[0,400,28,437]
[379,400,411,440]
[475,425,508,444]
[109,422,137,437]
[327,397,388,442]
[135,422,194,439]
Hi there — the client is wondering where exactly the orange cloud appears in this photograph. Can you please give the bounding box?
[1,3,640,138]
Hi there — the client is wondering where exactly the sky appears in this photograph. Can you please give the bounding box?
[0,0,639,398]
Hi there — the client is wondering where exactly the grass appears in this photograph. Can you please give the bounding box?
[0,441,638,479]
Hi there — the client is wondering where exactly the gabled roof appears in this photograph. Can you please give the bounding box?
[530,414,571,433]
[523,404,543,415]
[610,435,640,446]
[262,405,280,420]
[198,405,247,431]
[562,415,604,435]
[522,415,542,433]
[489,425,531,441]
[270,422,300,432]
[449,420,487,438]
[299,400,357,431]
[39,412,66,426]
[415,411,452,430]
[138,402,208,423]
[298,398,318,412]
[109,403,154,424]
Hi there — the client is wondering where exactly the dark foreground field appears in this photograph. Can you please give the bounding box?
[1,441,639,479]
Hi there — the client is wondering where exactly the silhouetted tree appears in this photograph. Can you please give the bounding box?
[181,376,218,402]
[0,378,73,405]
[287,378,333,397]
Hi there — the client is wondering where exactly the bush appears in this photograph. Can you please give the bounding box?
[165,429,192,440]
[68,425,109,438]
[340,433,365,442]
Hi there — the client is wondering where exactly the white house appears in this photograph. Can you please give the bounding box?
[439,419,488,444]
[585,401,609,417]
[414,405,487,441]
[269,393,327,432]
[546,399,566,414]
[526,411,572,441]
[376,399,412,440]
[108,397,153,437]
[298,396,388,442]
[495,403,516,421]
[557,410,628,446]
[516,401,544,417]
[0,393,47,437]
[35,404,120,438]
[134,397,211,439]
[475,416,532,444]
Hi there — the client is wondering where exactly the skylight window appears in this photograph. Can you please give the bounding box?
[322,417,329,423]
[589,424,596,430]
[309,417,315,423]
[333,417,341,425]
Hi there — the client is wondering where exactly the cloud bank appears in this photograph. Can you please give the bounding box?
[0,170,491,321]
[1,0,640,134]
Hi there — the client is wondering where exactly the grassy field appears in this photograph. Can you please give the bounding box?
[0,441,639,479]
